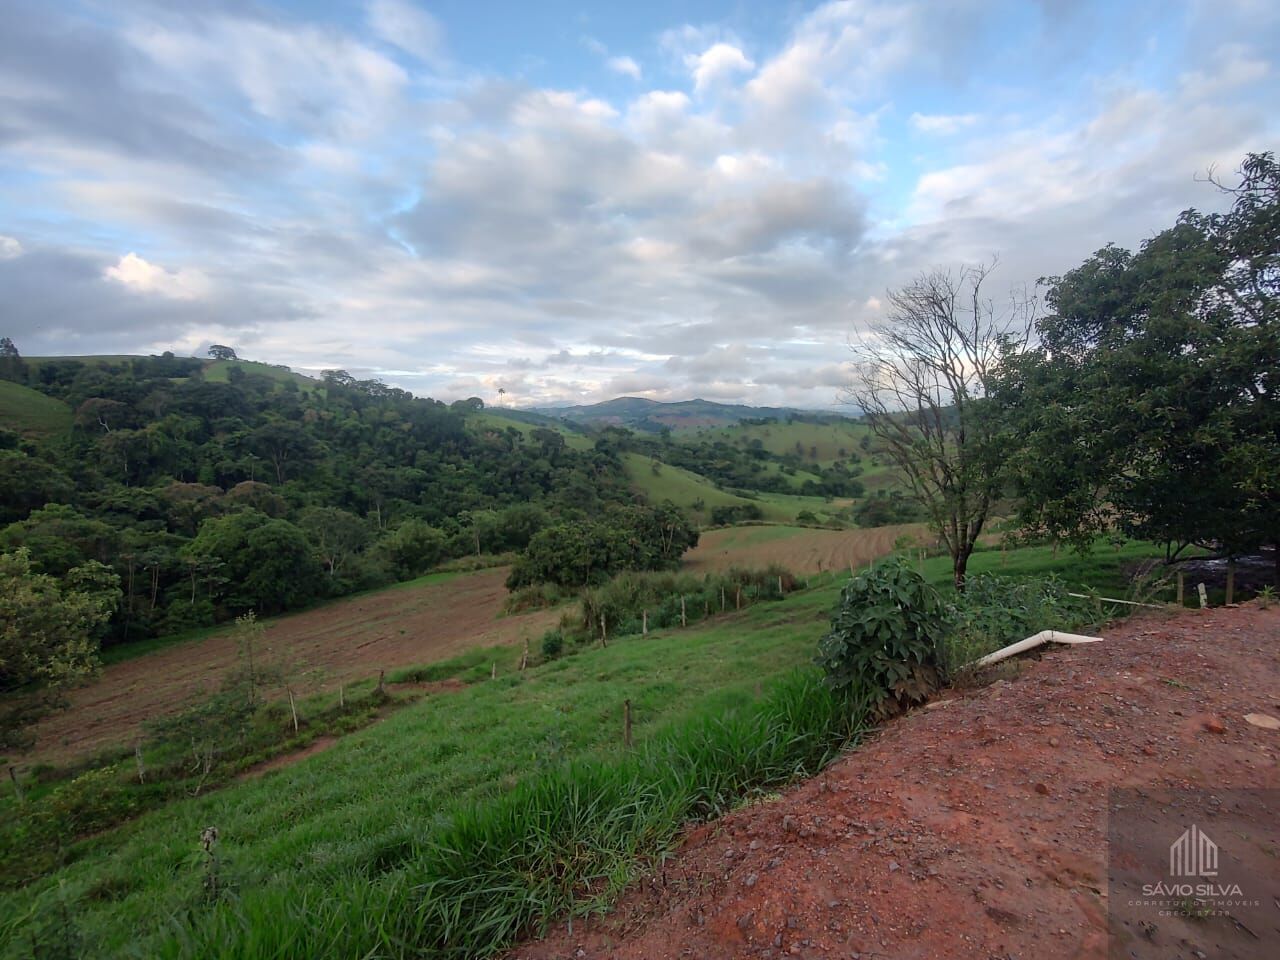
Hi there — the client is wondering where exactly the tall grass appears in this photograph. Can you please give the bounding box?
[144,671,869,959]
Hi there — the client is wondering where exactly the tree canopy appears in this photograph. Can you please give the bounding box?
[995,152,1279,573]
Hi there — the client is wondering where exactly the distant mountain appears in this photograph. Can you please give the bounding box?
[529,397,852,432]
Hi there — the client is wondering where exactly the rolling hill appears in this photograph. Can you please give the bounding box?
[533,396,851,432]
[0,379,73,436]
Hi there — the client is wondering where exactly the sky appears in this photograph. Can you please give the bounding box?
[1,0,1276,409]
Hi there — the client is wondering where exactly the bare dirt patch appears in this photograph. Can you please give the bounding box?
[512,604,1280,960]
[32,569,558,765]
[685,523,931,575]
[237,735,340,780]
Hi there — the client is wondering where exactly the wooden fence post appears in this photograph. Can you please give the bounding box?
[623,699,633,749]
[339,684,345,710]
[720,587,726,612]
[288,687,299,733]
[7,766,22,804]
[778,575,784,597]
[642,609,648,636]
[600,613,608,647]
[1176,571,1185,606]
[135,742,146,785]
[681,597,687,627]
[735,585,741,609]
[1197,582,1209,609]
[490,662,497,680]
[377,669,385,696]
[520,637,529,671]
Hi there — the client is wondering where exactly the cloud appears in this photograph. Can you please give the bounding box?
[103,252,212,300]
[607,55,642,80]
[687,43,755,93]
[909,112,978,134]
[367,0,443,64]
[0,0,1274,408]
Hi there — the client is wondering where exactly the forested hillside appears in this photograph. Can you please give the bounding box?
[0,348,897,652]
[0,353,639,645]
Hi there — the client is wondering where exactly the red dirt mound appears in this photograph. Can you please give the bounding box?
[512,604,1280,960]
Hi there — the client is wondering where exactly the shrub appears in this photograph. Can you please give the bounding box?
[504,582,569,614]
[709,503,764,526]
[814,557,946,720]
[539,629,564,660]
[939,574,1094,681]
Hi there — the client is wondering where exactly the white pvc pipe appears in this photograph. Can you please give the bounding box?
[1066,592,1165,609]
[971,629,1103,668]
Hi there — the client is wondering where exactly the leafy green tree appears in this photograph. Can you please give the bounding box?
[184,511,322,614]
[382,519,448,579]
[0,504,118,576]
[996,153,1279,578]
[0,337,25,383]
[506,503,697,588]
[300,506,370,578]
[0,451,73,524]
[207,345,238,361]
[1,549,120,752]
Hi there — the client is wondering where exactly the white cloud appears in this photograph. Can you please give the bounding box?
[131,15,408,141]
[103,252,211,300]
[607,55,642,80]
[0,236,22,260]
[687,43,754,93]
[909,112,978,134]
[367,0,443,64]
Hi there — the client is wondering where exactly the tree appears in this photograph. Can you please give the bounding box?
[845,263,1032,588]
[184,511,322,614]
[382,519,448,579]
[1,549,120,753]
[0,337,25,382]
[996,153,1279,580]
[208,345,238,361]
[300,506,370,578]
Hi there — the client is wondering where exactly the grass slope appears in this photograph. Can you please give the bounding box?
[469,411,593,450]
[0,541,1172,957]
[689,418,905,496]
[0,380,72,436]
[622,454,843,524]
[201,359,318,392]
[0,586,843,958]
[698,418,872,465]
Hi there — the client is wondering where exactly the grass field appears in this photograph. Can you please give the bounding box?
[201,359,319,391]
[621,452,757,517]
[698,418,872,466]
[0,584,846,958]
[622,454,845,524]
[0,380,72,436]
[686,522,929,574]
[469,411,593,450]
[0,539,1176,957]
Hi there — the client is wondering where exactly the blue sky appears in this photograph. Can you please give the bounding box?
[1,0,1275,406]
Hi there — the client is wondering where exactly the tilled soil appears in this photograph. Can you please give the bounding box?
[512,604,1280,960]
[31,568,558,763]
[684,524,931,575]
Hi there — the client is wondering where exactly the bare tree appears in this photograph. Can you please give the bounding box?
[845,262,1033,589]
